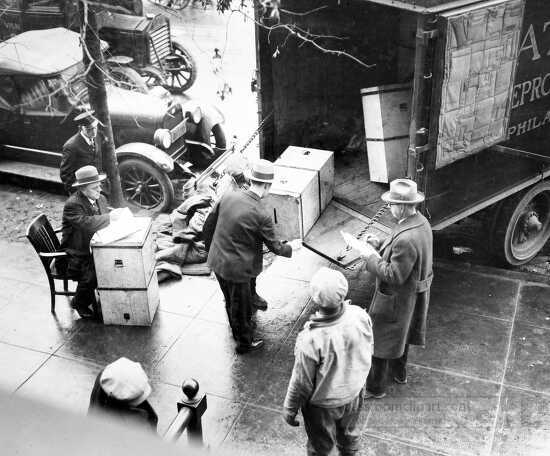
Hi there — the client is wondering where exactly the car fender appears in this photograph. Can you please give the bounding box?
[116,143,174,173]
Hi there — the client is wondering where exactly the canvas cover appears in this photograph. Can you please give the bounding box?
[434,0,525,168]
[0,27,107,76]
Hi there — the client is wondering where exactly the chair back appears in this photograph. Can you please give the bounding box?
[26,214,61,268]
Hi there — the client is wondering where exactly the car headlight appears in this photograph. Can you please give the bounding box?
[154,129,172,149]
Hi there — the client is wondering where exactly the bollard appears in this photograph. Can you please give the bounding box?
[177,378,207,445]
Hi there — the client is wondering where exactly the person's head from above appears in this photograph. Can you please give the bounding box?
[99,357,152,407]
[75,110,99,140]
[73,165,106,201]
[224,153,249,187]
[381,178,424,221]
[310,267,349,315]
[247,159,274,198]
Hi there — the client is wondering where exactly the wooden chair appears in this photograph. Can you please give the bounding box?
[26,214,76,313]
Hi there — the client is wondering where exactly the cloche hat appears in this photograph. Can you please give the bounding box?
[381,178,424,205]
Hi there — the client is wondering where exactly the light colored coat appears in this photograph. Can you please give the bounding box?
[363,212,433,359]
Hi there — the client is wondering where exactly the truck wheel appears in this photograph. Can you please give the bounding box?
[490,181,550,266]
[162,41,197,93]
[108,66,148,93]
[118,159,174,213]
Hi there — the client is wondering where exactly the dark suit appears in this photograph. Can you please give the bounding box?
[60,133,100,193]
[363,212,433,394]
[203,189,292,347]
[61,191,109,311]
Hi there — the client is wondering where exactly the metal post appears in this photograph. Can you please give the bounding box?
[164,378,207,446]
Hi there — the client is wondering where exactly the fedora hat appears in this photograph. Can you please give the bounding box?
[74,110,98,127]
[246,159,274,183]
[381,178,424,205]
[72,165,106,188]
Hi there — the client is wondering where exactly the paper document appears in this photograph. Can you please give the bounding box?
[340,231,378,257]
[92,208,140,244]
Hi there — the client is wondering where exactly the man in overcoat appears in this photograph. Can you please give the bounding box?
[61,166,122,318]
[203,159,301,354]
[359,178,433,398]
[60,111,101,193]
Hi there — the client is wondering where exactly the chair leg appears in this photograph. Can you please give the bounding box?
[63,278,69,292]
[48,277,56,313]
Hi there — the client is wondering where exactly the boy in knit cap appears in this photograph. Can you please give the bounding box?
[283,267,373,455]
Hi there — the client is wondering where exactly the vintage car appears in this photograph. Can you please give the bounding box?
[0,28,226,211]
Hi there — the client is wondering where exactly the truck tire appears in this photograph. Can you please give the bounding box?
[490,181,550,266]
[118,159,174,213]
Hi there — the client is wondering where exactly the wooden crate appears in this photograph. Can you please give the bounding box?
[91,217,155,289]
[98,273,159,326]
[264,166,319,240]
[276,146,334,211]
[361,83,411,183]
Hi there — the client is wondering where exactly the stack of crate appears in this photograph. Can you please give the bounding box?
[264,146,334,240]
[91,217,159,326]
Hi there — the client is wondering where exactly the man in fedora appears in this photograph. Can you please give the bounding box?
[356,178,433,398]
[60,110,101,194]
[203,159,301,354]
[61,166,124,318]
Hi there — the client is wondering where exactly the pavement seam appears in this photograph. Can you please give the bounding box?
[501,382,550,399]
[12,352,56,394]
[485,279,522,456]
[219,400,247,446]
[408,362,501,386]
[361,429,459,456]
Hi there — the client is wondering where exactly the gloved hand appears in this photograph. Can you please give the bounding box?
[283,409,300,427]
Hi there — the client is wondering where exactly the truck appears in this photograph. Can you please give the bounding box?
[254,0,550,267]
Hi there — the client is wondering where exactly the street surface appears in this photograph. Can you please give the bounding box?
[0,3,549,455]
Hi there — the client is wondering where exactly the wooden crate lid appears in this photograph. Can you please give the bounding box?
[91,217,152,248]
[278,146,334,170]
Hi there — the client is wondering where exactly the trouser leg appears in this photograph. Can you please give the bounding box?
[73,257,97,311]
[366,356,390,395]
[335,392,364,456]
[215,274,238,340]
[391,344,409,382]
[301,404,336,456]
[216,277,254,347]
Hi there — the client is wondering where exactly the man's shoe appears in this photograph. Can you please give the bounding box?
[393,376,407,384]
[253,294,268,311]
[75,307,95,319]
[236,339,264,354]
[364,390,386,399]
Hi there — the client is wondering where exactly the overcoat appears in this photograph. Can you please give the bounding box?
[60,190,109,275]
[363,212,433,359]
[203,189,292,282]
[60,133,100,193]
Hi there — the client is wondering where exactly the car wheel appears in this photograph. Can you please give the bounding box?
[108,66,148,93]
[138,66,166,89]
[118,159,174,213]
[162,41,197,93]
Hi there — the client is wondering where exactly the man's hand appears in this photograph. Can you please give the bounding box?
[360,241,381,259]
[283,409,300,427]
[288,239,302,251]
[364,234,381,249]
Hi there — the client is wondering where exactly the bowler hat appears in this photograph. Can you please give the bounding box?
[247,159,274,183]
[310,267,348,309]
[100,357,152,407]
[381,178,424,205]
[74,110,98,127]
[72,165,106,188]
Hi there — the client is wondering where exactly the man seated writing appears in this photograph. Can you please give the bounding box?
[60,165,125,318]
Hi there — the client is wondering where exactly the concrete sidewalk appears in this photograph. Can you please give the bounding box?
[0,239,548,455]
